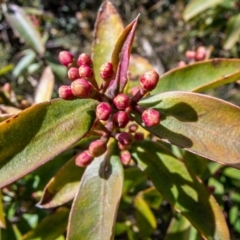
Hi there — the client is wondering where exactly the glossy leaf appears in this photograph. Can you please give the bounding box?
[107,15,139,98]
[152,59,240,94]
[3,4,45,55]
[21,207,69,240]
[38,156,85,208]
[132,91,240,168]
[0,98,97,188]
[183,0,223,21]
[92,0,124,86]
[34,66,55,103]
[132,140,230,240]
[134,193,157,238]
[67,141,124,240]
[224,14,240,50]
[0,190,6,228]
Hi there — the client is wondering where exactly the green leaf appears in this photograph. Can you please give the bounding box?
[92,0,124,86]
[0,190,6,229]
[3,4,45,55]
[140,187,163,210]
[224,14,240,50]
[183,0,224,21]
[152,59,240,94]
[132,91,240,168]
[0,64,14,76]
[223,167,240,180]
[134,193,157,238]
[38,156,85,209]
[34,66,55,103]
[0,98,97,188]
[132,140,230,240]
[67,141,124,240]
[21,207,69,240]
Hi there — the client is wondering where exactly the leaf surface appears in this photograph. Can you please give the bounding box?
[0,98,97,187]
[0,190,6,228]
[3,4,45,55]
[152,59,240,94]
[92,0,124,86]
[132,91,240,168]
[67,141,124,240]
[132,140,230,240]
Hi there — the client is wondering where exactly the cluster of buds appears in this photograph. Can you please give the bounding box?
[178,46,207,68]
[57,51,161,167]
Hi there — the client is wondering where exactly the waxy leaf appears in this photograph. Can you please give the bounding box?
[3,4,45,55]
[132,91,240,168]
[67,141,124,240]
[224,14,240,50]
[183,0,223,21]
[107,15,139,98]
[0,98,97,188]
[38,156,85,209]
[34,66,55,103]
[132,141,230,240]
[152,59,240,94]
[92,0,124,86]
[21,207,69,240]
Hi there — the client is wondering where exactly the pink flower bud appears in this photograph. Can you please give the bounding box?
[68,67,80,81]
[177,60,187,68]
[100,62,114,80]
[96,102,112,121]
[130,86,141,96]
[185,50,196,60]
[142,109,160,127]
[89,139,107,157]
[75,150,93,167]
[113,111,130,128]
[140,70,159,91]
[77,53,93,67]
[79,65,94,79]
[128,123,138,133]
[134,132,144,141]
[71,78,92,98]
[58,51,74,67]
[58,85,74,100]
[195,46,206,61]
[117,132,133,147]
[113,93,130,110]
[120,150,131,165]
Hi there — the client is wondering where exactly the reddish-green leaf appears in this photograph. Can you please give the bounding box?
[34,66,55,103]
[92,0,124,86]
[132,140,230,240]
[3,4,45,55]
[67,141,124,240]
[107,15,139,98]
[152,59,240,94]
[38,156,85,209]
[21,207,69,240]
[132,91,240,168]
[0,98,97,188]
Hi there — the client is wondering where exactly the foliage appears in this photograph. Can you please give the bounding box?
[0,1,240,240]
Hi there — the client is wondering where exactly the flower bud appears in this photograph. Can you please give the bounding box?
[96,102,112,121]
[134,132,144,141]
[177,60,187,68]
[140,70,159,91]
[58,51,74,67]
[88,139,107,157]
[142,109,160,127]
[128,123,138,133]
[117,132,133,147]
[68,67,80,81]
[79,65,94,78]
[120,150,131,165]
[130,86,141,96]
[185,50,196,60]
[71,78,92,98]
[100,62,114,80]
[58,85,74,100]
[113,111,130,128]
[113,93,130,110]
[77,53,93,67]
[195,46,206,61]
[75,150,93,167]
